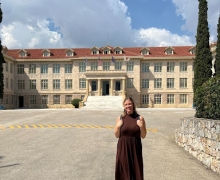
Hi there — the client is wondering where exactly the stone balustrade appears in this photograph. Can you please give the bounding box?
[175,117,220,174]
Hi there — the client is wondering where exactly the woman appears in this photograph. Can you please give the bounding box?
[114,97,147,180]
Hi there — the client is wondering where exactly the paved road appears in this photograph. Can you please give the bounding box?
[0,108,219,180]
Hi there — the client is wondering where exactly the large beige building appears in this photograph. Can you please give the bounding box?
[0,44,216,109]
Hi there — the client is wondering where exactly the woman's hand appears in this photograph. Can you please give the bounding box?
[116,119,123,128]
[137,119,144,128]
[114,116,123,138]
[137,116,147,138]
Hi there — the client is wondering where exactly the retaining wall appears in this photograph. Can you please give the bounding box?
[175,117,220,174]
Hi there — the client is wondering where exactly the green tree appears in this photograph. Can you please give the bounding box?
[214,14,220,76]
[0,4,5,99]
[193,0,212,105]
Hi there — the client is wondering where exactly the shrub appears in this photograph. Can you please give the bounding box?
[71,98,81,108]
[195,76,220,119]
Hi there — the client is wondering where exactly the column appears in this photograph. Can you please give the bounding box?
[98,79,101,96]
[122,79,125,96]
[110,79,113,96]
[86,79,89,96]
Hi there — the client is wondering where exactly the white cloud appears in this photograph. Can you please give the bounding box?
[135,28,193,47]
[0,20,63,48]
[172,0,220,42]
[1,0,218,49]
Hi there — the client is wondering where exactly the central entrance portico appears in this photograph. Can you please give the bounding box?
[84,71,127,98]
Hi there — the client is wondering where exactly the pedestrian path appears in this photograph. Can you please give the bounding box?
[0,124,158,132]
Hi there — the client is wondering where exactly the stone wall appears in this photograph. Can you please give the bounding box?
[175,117,220,174]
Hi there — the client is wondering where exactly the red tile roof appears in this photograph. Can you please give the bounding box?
[5,46,196,60]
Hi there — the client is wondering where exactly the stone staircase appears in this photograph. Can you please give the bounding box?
[82,96,123,110]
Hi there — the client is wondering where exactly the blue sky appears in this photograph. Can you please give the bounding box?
[1,0,220,49]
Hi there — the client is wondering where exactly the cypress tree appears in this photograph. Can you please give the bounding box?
[0,3,5,99]
[214,14,220,76]
[193,0,212,103]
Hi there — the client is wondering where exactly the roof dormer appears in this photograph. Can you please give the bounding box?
[19,49,27,57]
[165,46,174,55]
[114,46,123,54]
[210,42,217,52]
[91,46,100,55]
[42,49,50,57]
[2,46,8,54]
[189,46,196,54]
[102,46,111,55]
[65,49,74,57]
[140,47,150,55]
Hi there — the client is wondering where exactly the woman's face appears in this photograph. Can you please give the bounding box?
[124,99,133,114]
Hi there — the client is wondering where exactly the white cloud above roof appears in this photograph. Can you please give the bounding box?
[0,0,219,49]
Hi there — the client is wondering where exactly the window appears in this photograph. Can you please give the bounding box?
[142,63,149,72]
[154,78,162,88]
[115,62,122,70]
[53,95,60,104]
[79,78,86,89]
[6,78,8,88]
[41,79,48,90]
[180,78,187,88]
[29,64,36,74]
[142,94,149,104]
[53,79,60,89]
[5,62,8,72]
[79,62,86,72]
[20,51,26,57]
[103,62,110,70]
[65,64,72,73]
[10,63,13,73]
[154,62,162,72]
[127,61,134,72]
[167,62,175,72]
[17,64,24,74]
[141,50,149,55]
[41,64,48,74]
[66,51,73,57]
[127,78,134,88]
[192,78,194,88]
[92,50,97,55]
[91,81,97,91]
[115,50,120,54]
[65,95,72,104]
[30,79,36,89]
[154,94,161,104]
[11,95,14,105]
[180,62,187,72]
[103,50,108,54]
[167,78,174,88]
[191,49,196,54]
[142,79,149,88]
[180,94,187,104]
[167,94,174,104]
[166,49,173,55]
[41,95,48,104]
[91,62,98,70]
[115,81,121,91]
[10,79,13,89]
[5,95,8,104]
[43,51,50,57]
[18,80,25,89]
[65,79,72,89]
[30,95,36,105]
[53,64,60,73]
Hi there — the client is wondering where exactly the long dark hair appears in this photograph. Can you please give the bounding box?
[122,97,138,117]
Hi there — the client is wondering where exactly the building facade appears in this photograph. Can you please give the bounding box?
[0,44,216,109]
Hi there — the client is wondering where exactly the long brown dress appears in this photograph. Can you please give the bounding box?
[115,113,144,180]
